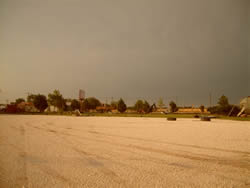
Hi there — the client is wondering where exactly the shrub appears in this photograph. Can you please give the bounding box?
[207,106,219,114]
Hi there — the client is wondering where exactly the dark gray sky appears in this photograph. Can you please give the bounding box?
[0,0,249,106]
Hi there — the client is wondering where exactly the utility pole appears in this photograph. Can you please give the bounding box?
[209,92,212,107]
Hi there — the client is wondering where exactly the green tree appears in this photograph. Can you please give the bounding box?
[143,100,150,113]
[218,95,229,107]
[169,101,178,112]
[134,100,144,113]
[85,97,101,109]
[27,94,36,103]
[157,97,164,108]
[15,98,25,104]
[82,99,90,112]
[71,99,80,111]
[217,95,230,114]
[33,94,48,112]
[48,90,65,111]
[117,98,127,113]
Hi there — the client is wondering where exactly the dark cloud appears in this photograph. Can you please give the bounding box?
[0,0,249,105]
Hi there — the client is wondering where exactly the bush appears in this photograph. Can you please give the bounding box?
[207,106,219,114]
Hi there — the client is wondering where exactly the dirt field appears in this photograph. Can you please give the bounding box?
[0,115,250,188]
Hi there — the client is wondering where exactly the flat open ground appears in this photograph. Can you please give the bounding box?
[0,115,250,188]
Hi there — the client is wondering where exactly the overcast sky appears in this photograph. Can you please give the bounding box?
[0,0,249,106]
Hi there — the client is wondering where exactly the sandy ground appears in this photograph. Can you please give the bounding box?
[0,115,250,188]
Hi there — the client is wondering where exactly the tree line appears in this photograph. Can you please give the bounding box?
[13,91,238,115]
[13,90,181,114]
[13,90,127,113]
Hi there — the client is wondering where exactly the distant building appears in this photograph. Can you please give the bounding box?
[46,105,59,112]
[17,102,37,112]
[79,89,85,101]
[0,104,7,111]
[177,107,208,113]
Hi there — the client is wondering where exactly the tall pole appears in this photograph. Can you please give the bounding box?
[209,92,212,107]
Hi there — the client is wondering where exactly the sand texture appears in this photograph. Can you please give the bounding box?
[0,115,250,188]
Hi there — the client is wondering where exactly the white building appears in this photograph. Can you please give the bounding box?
[239,96,250,115]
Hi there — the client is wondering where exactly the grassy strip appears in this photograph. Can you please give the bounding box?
[81,112,194,119]
[1,112,249,121]
[78,112,250,121]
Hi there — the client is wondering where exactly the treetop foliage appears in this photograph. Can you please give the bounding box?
[117,98,127,113]
[33,94,48,112]
[48,90,65,110]
[71,99,80,111]
[15,98,25,104]
[85,97,101,110]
